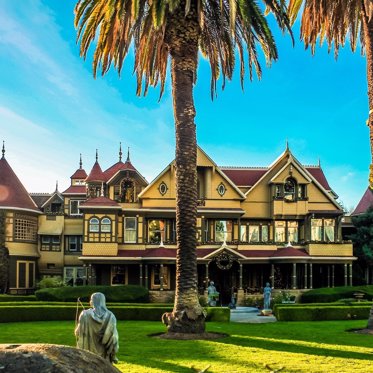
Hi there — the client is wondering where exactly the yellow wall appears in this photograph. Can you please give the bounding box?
[307,243,353,256]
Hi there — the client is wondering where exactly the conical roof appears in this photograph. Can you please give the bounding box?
[0,155,40,213]
[352,187,373,215]
[70,154,87,179]
[86,161,106,183]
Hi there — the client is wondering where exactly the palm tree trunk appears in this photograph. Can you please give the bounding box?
[362,11,373,190]
[162,2,205,334]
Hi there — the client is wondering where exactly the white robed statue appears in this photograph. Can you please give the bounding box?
[75,292,119,363]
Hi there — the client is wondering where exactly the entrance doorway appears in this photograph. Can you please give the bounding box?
[208,260,239,305]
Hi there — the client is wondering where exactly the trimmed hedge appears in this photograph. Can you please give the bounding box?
[0,305,229,323]
[275,305,372,321]
[301,286,373,303]
[35,285,149,302]
[0,295,36,302]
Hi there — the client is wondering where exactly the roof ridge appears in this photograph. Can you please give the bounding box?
[220,166,268,170]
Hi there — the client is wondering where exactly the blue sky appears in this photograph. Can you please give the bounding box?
[0,0,368,210]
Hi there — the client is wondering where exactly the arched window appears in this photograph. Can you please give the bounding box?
[284,178,296,201]
[101,217,112,232]
[89,218,99,232]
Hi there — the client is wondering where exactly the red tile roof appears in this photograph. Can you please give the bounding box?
[86,161,106,183]
[306,167,331,190]
[352,187,373,215]
[220,166,332,192]
[271,246,309,258]
[0,157,40,212]
[80,196,121,208]
[71,169,87,179]
[220,168,267,186]
[117,248,177,258]
[104,161,137,181]
[62,185,86,195]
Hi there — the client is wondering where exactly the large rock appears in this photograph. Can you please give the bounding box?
[0,344,121,373]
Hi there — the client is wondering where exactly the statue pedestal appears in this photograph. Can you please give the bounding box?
[236,289,245,306]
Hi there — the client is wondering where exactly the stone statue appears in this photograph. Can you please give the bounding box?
[207,281,219,306]
[263,282,272,309]
[75,292,119,363]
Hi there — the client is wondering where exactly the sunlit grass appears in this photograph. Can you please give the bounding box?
[1,320,372,372]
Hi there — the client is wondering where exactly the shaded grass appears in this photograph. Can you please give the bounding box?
[0,320,373,372]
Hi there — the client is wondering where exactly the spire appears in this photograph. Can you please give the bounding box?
[285,139,289,151]
[318,157,321,167]
[126,147,130,162]
[55,180,59,192]
[1,141,5,159]
[119,142,123,162]
[79,153,82,169]
[95,149,98,162]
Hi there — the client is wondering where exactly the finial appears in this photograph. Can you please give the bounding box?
[96,149,98,162]
[318,157,321,167]
[285,139,289,151]
[126,147,130,162]
[1,141,5,159]
[55,180,59,192]
[79,153,82,169]
[119,142,123,162]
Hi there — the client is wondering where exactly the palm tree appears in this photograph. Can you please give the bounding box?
[74,0,292,334]
[288,0,373,189]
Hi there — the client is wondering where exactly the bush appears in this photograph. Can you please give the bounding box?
[35,285,149,303]
[0,295,36,302]
[0,304,229,323]
[275,305,371,321]
[301,286,373,303]
[205,307,230,322]
[37,276,64,289]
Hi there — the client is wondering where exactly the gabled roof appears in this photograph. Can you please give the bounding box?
[105,160,148,185]
[0,156,40,213]
[220,168,267,187]
[71,169,87,179]
[306,167,331,191]
[62,185,86,195]
[86,161,106,183]
[80,196,121,209]
[270,246,309,258]
[30,193,51,208]
[352,187,373,215]
[40,191,64,208]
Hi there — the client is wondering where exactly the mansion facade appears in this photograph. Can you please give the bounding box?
[0,143,355,303]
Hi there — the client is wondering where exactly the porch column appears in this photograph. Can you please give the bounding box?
[332,265,335,288]
[271,264,275,288]
[309,263,313,289]
[349,264,353,286]
[344,263,348,286]
[144,264,148,289]
[239,263,243,290]
[304,263,308,289]
[160,264,164,291]
[327,265,330,287]
[88,264,92,286]
[365,267,369,285]
[205,263,209,290]
[292,263,297,289]
[139,263,143,286]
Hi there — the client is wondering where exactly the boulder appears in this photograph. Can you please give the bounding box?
[0,344,121,373]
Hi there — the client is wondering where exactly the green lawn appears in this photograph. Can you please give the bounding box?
[1,320,372,372]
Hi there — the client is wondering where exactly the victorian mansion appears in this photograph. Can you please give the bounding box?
[0,143,355,304]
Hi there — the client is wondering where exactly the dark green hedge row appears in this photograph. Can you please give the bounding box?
[35,285,149,302]
[0,302,172,307]
[0,305,229,323]
[275,305,371,321]
[301,286,373,303]
[0,295,37,302]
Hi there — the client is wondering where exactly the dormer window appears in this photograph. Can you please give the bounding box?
[284,178,296,201]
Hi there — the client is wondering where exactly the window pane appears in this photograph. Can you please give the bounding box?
[125,217,136,230]
[240,226,247,241]
[262,226,269,242]
[288,221,298,242]
[324,219,335,242]
[112,265,126,285]
[18,262,26,288]
[28,263,34,288]
[249,226,259,242]
[125,230,137,242]
[275,221,286,242]
[311,219,322,241]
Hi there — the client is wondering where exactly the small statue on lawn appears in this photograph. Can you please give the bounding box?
[75,292,119,364]
[263,282,272,310]
[207,281,219,306]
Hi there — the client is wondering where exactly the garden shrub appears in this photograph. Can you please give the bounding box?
[0,304,229,323]
[35,285,149,302]
[0,295,36,302]
[275,305,371,321]
[205,307,230,322]
[37,276,64,289]
[301,285,373,303]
